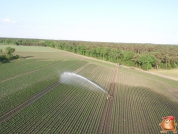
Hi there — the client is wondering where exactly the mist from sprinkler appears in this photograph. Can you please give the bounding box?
[60,72,108,94]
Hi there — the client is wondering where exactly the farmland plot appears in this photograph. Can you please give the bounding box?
[0,63,115,133]
[0,60,87,116]
[107,68,178,134]
[1,46,178,134]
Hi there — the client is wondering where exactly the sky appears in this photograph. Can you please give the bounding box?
[0,0,178,44]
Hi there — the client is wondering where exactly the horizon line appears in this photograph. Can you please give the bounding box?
[0,37,178,46]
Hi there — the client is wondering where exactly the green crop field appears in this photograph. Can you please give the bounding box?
[0,45,178,134]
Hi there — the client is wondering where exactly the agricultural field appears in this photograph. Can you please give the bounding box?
[0,45,178,134]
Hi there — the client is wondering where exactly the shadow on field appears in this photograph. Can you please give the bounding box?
[115,84,178,133]
[22,56,34,59]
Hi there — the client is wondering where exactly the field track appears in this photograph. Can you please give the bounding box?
[105,67,118,134]
[0,63,90,123]
[98,66,118,134]
[0,61,61,83]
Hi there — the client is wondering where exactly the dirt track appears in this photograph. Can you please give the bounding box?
[98,66,118,134]
[97,86,110,134]
[0,63,90,123]
[53,49,178,82]
[105,67,118,134]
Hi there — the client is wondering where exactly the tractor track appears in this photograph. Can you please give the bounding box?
[105,67,118,134]
[98,66,118,134]
[0,63,90,123]
[97,87,111,134]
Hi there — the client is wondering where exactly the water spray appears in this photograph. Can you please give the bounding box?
[60,72,108,93]
[60,72,114,99]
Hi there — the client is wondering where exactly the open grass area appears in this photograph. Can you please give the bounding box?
[0,45,178,134]
[150,69,178,79]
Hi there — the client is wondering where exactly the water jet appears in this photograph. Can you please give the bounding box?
[60,72,108,94]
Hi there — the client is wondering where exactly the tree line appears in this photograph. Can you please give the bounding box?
[0,37,178,70]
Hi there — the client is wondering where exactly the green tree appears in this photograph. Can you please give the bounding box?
[5,47,15,59]
[114,49,122,62]
[109,48,117,62]
[0,49,3,55]
[90,48,96,57]
[80,45,86,55]
[132,54,140,67]
[100,47,110,60]
[163,54,170,69]
[123,51,135,61]
[96,47,102,59]
[138,55,156,70]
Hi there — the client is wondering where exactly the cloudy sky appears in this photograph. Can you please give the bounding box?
[0,0,178,44]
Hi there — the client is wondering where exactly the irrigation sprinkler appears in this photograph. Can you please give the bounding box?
[107,93,113,99]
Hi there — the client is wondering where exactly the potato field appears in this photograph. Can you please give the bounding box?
[0,46,178,134]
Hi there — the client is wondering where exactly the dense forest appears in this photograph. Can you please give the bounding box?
[0,38,178,70]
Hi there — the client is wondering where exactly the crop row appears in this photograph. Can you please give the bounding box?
[77,64,115,92]
[98,67,117,134]
[108,69,178,134]
[0,59,58,81]
[0,60,87,116]
[0,63,114,133]
[1,62,177,133]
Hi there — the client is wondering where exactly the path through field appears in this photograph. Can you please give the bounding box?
[98,66,118,134]
[105,67,118,134]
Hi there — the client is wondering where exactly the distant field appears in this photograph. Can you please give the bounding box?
[150,69,178,79]
[0,45,178,134]
[0,45,59,52]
